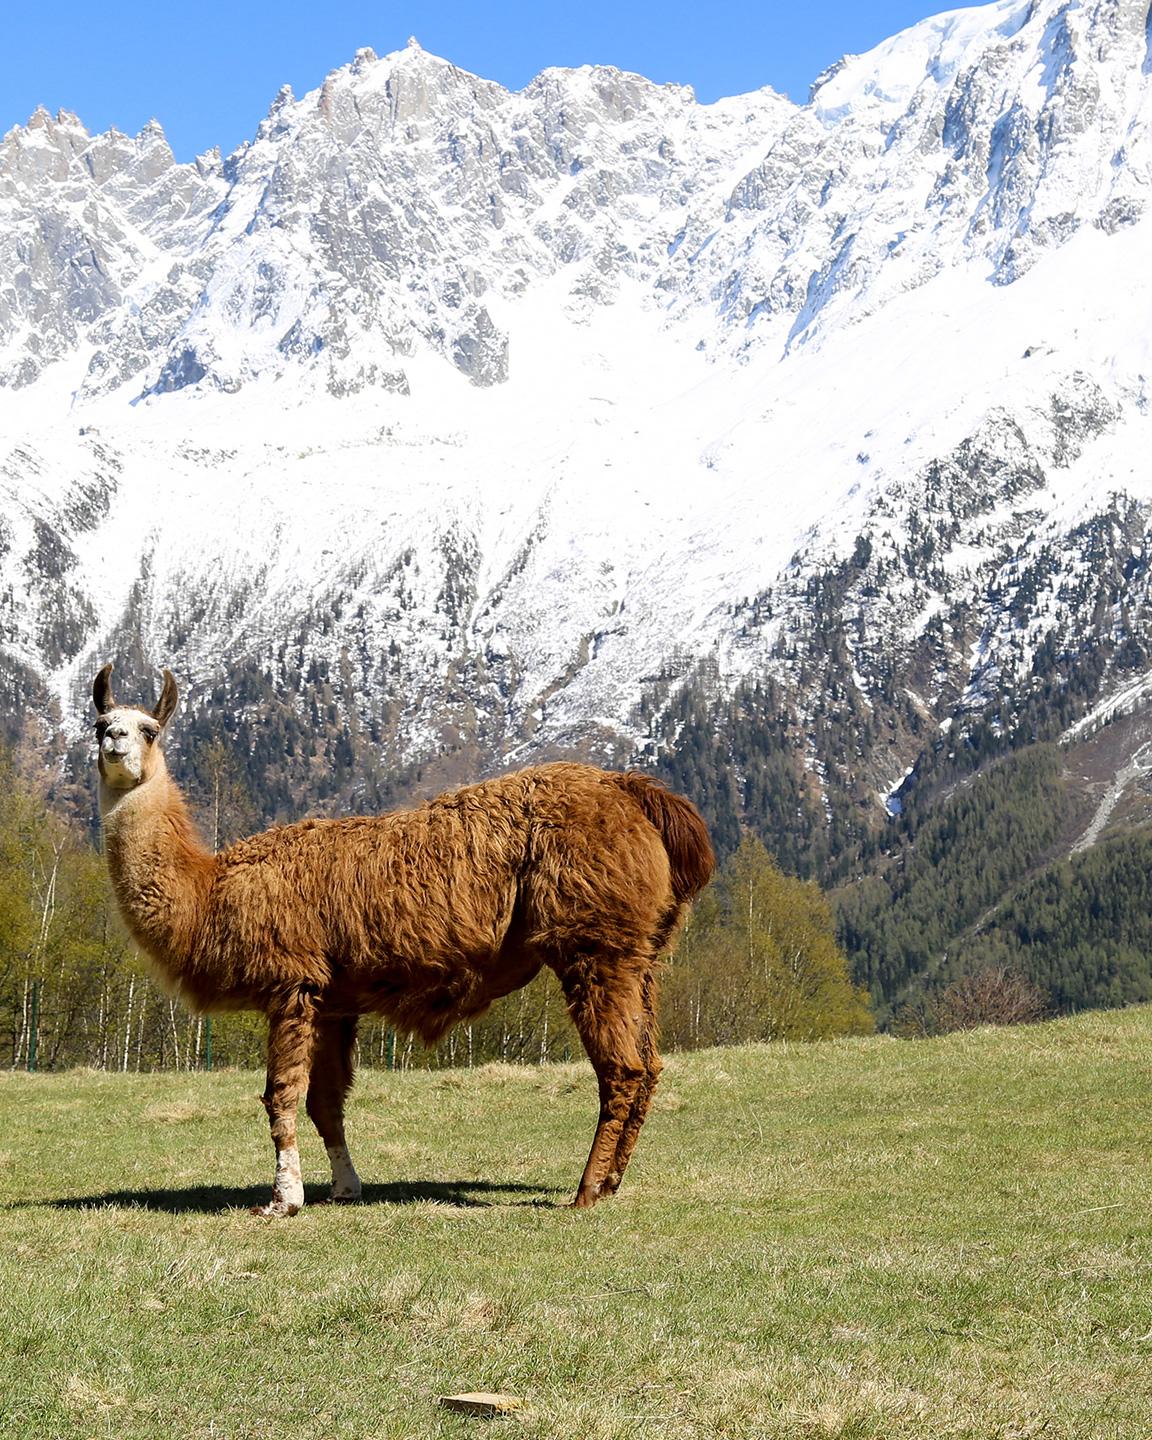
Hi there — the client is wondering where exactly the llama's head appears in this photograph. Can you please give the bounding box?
[91,663,179,790]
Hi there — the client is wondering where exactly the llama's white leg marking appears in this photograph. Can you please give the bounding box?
[326,1143,362,1202]
[275,1145,304,1211]
[254,1145,305,1217]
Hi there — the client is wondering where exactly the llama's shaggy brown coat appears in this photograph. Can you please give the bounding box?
[93,664,714,1214]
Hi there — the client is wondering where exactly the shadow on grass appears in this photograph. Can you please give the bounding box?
[13,1178,565,1214]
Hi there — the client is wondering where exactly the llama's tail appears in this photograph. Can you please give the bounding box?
[613,772,716,902]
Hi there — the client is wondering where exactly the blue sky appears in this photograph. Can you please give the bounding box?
[4,0,975,161]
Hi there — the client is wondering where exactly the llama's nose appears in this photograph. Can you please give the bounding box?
[104,726,130,754]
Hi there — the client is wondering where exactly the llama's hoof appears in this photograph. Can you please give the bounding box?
[250,1198,302,1218]
[317,1189,361,1205]
[570,1174,623,1208]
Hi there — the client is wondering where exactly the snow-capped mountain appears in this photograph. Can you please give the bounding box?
[5,0,1152,870]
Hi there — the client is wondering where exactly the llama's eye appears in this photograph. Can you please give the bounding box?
[143,729,158,745]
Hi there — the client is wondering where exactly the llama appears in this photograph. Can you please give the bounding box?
[92,663,714,1216]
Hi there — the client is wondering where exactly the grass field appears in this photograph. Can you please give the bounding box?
[2,1010,1152,1439]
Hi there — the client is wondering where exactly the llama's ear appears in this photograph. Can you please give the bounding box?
[153,669,179,728]
[92,663,115,715]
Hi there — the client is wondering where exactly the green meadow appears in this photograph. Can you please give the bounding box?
[2,1008,1151,1439]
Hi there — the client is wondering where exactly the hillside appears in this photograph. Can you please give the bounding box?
[836,700,1152,1016]
[3,1007,1151,1438]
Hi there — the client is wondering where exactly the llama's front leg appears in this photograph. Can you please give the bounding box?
[306,1016,362,1202]
[253,990,317,1218]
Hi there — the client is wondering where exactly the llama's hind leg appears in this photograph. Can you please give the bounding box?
[601,911,681,1196]
[560,959,647,1208]
[600,972,663,1198]
[254,989,317,1218]
[306,1016,362,1202]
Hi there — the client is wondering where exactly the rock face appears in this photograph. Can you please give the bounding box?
[5,0,1152,872]
[0,46,792,398]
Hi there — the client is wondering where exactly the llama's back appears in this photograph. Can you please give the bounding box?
[216,792,530,973]
[207,763,705,1015]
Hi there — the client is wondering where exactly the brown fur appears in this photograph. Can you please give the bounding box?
[92,665,714,1213]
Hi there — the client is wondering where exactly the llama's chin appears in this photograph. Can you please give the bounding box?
[100,756,144,789]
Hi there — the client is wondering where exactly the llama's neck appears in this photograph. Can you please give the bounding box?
[100,754,215,979]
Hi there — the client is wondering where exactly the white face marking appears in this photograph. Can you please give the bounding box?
[326,1144,362,1201]
[96,706,161,789]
